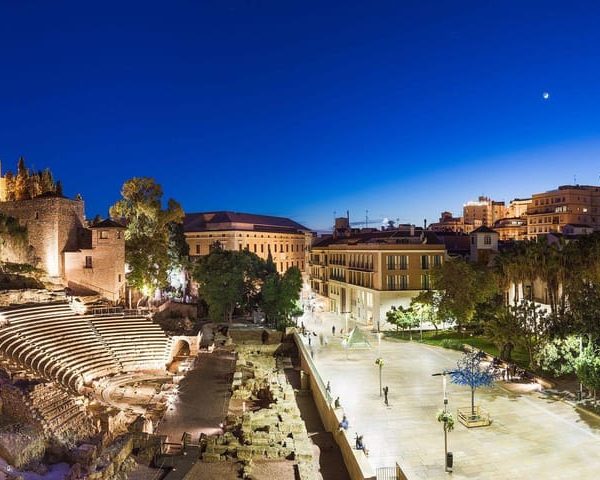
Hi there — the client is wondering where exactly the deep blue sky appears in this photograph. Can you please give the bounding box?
[2,1,600,230]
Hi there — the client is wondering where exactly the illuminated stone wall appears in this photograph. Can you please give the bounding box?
[0,196,84,277]
[64,225,126,302]
[0,197,126,301]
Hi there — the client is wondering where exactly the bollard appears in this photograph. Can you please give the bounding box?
[446,451,453,472]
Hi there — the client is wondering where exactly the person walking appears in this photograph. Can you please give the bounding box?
[332,325,336,336]
[383,385,389,406]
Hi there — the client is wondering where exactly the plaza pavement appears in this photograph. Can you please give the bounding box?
[301,310,600,480]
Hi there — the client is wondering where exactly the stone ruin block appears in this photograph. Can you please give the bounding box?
[265,447,281,459]
[202,453,222,463]
[297,461,319,480]
[236,446,253,461]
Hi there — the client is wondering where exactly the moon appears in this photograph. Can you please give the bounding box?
[542,92,550,100]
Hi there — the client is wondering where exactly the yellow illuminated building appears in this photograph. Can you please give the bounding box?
[184,211,312,273]
[310,221,446,329]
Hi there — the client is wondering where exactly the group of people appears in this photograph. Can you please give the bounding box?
[338,415,368,455]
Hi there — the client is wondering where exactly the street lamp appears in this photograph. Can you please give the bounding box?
[432,370,456,473]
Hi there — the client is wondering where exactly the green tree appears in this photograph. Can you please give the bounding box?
[192,244,267,323]
[431,259,497,331]
[386,305,418,339]
[534,336,580,377]
[509,300,551,369]
[411,290,442,330]
[260,266,303,330]
[575,348,600,401]
[167,221,190,272]
[110,177,184,296]
[482,303,518,361]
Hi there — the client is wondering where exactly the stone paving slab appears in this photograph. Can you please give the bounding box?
[302,311,600,480]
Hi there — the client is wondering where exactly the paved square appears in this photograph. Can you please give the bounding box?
[304,313,600,479]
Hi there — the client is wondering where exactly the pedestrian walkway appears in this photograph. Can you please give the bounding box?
[302,310,600,479]
[156,347,235,442]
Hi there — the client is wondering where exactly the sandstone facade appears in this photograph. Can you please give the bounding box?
[0,197,125,301]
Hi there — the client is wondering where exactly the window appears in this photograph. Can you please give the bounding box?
[421,274,430,290]
[118,274,122,283]
[261,244,264,253]
[196,244,200,254]
[484,235,491,245]
[34,212,39,220]
[253,244,257,253]
[471,236,476,245]
[421,255,430,270]
[85,256,93,268]
[400,255,408,269]
[433,255,442,267]
[117,230,122,239]
[274,244,277,252]
[100,230,109,239]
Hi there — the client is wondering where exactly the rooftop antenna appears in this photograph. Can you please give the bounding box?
[365,209,369,229]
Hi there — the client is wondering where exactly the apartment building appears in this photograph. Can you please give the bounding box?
[463,196,507,226]
[310,223,446,329]
[527,185,600,238]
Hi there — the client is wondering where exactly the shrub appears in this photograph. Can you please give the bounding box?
[440,339,465,351]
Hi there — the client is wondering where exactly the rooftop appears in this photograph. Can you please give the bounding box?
[184,211,311,234]
[471,226,498,234]
[312,228,443,248]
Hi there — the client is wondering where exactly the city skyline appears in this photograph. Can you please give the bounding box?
[2,1,600,230]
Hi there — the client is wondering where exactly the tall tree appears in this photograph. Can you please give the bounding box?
[110,177,184,296]
[14,157,29,200]
[509,300,552,369]
[192,245,266,323]
[431,259,497,331]
[259,266,302,329]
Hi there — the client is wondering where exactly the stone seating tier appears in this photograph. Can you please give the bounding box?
[0,303,171,392]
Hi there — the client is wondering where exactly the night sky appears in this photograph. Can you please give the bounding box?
[2,1,600,230]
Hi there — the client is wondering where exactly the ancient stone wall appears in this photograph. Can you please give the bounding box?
[64,226,125,302]
[294,334,377,480]
[0,197,85,277]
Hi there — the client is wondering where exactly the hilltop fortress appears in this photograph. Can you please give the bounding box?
[0,160,125,302]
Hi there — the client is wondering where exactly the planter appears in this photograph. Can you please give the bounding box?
[457,405,491,428]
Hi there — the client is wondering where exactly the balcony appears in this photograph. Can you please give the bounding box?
[348,264,374,272]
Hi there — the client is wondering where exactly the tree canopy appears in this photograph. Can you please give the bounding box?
[192,244,303,328]
[4,157,60,201]
[431,258,498,331]
[110,177,184,296]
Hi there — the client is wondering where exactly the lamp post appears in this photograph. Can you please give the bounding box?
[432,370,456,473]
[375,358,384,397]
